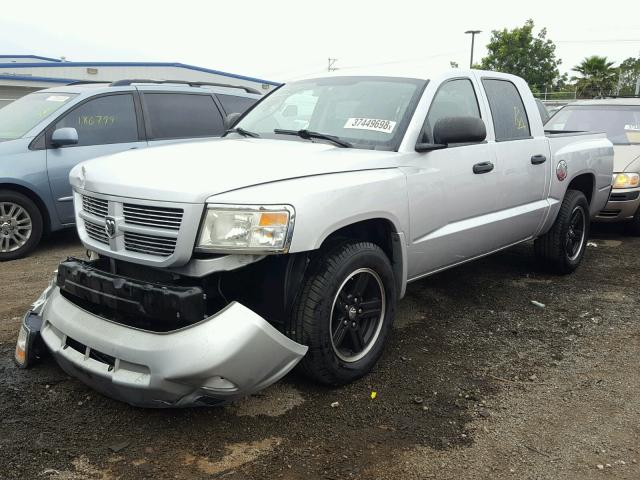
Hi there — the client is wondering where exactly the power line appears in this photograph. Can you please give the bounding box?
[556,39,639,44]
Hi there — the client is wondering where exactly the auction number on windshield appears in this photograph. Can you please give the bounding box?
[344,117,396,134]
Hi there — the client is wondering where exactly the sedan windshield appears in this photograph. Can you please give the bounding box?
[546,105,640,145]
[236,76,427,150]
[0,92,77,141]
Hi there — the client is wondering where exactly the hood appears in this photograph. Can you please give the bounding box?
[613,145,640,173]
[71,138,397,203]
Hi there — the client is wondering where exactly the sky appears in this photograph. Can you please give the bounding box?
[2,0,639,83]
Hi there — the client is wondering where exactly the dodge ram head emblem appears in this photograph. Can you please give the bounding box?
[105,216,117,238]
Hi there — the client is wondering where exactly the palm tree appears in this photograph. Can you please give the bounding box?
[572,56,618,98]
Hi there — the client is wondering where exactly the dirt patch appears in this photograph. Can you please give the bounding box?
[41,456,114,480]
[229,384,305,417]
[182,438,281,475]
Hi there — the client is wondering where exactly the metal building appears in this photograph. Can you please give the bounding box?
[0,55,279,107]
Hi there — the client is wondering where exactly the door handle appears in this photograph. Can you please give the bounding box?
[473,161,494,174]
[531,154,547,165]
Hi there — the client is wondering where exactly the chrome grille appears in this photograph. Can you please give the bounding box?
[124,232,177,257]
[123,203,183,231]
[82,195,108,218]
[84,219,108,244]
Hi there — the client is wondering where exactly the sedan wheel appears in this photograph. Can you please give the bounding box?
[0,202,33,253]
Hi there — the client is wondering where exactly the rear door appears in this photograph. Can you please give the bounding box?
[478,77,551,245]
[46,92,146,224]
[140,92,226,147]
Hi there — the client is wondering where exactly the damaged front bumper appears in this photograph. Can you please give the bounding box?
[36,285,307,408]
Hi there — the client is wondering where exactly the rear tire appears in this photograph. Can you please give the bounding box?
[534,189,589,274]
[0,190,43,261]
[288,241,397,385]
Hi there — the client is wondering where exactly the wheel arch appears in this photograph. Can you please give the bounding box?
[566,172,595,205]
[0,182,52,234]
[317,217,407,298]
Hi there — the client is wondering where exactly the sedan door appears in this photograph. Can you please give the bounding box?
[46,93,146,224]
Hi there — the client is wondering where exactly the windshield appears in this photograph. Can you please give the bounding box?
[546,105,640,145]
[236,76,427,150]
[0,92,77,141]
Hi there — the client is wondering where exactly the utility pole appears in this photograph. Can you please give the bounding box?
[464,30,481,68]
[328,58,338,72]
[636,76,640,96]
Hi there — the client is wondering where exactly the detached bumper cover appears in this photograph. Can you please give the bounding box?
[40,287,307,407]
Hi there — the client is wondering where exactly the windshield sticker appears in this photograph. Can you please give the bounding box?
[344,118,396,134]
[46,95,70,102]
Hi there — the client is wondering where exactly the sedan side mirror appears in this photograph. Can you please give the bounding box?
[51,127,79,147]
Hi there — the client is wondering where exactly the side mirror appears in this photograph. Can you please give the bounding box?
[51,127,79,147]
[224,112,242,130]
[433,116,486,145]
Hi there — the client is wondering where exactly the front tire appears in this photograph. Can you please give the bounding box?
[288,241,397,385]
[0,190,43,261]
[534,189,589,274]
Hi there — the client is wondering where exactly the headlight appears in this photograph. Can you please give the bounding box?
[612,173,640,189]
[196,204,294,253]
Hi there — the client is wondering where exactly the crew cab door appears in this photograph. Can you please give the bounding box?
[477,77,551,245]
[139,91,226,147]
[46,93,146,224]
[404,77,500,277]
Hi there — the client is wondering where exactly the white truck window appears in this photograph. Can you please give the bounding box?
[482,79,531,141]
[424,78,481,142]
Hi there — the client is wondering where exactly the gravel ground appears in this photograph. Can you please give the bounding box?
[0,225,638,480]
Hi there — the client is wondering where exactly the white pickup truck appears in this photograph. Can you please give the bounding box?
[16,69,613,407]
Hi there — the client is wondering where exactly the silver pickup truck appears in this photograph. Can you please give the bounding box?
[16,69,613,407]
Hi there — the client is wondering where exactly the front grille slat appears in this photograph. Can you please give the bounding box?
[123,203,183,231]
[124,231,177,257]
[80,194,184,258]
[124,235,177,248]
[82,196,108,218]
[84,219,109,244]
[124,217,182,229]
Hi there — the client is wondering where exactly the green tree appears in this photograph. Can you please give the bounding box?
[572,56,618,98]
[616,57,640,95]
[479,19,562,90]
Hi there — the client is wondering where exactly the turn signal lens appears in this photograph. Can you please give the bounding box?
[612,173,640,189]
[259,212,289,227]
[14,326,28,366]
